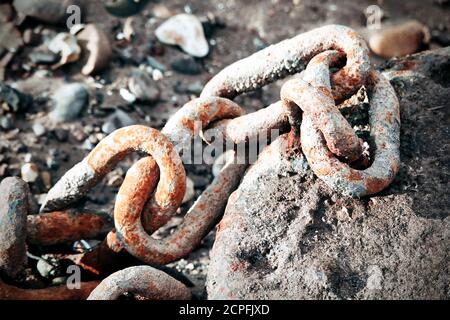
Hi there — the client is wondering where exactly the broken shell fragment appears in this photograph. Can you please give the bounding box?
[48,32,81,66]
[77,24,112,76]
[369,20,430,58]
[155,14,209,58]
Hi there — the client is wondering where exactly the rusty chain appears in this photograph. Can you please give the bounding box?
[0,25,400,299]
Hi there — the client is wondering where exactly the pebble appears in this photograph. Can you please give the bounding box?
[103,0,150,18]
[156,14,209,58]
[101,109,135,134]
[49,83,89,123]
[119,88,136,104]
[0,114,14,130]
[0,82,32,113]
[152,4,173,19]
[13,0,79,24]
[77,24,112,75]
[52,128,69,142]
[182,176,195,204]
[32,122,46,137]
[171,56,202,75]
[21,163,39,183]
[29,49,60,65]
[369,20,429,58]
[36,255,58,278]
[128,69,160,103]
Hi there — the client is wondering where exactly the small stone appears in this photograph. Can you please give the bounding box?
[0,83,32,113]
[171,56,202,75]
[77,24,112,75]
[52,128,69,142]
[21,163,39,183]
[46,149,59,170]
[182,176,195,204]
[156,14,209,58]
[40,171,52,189]
[32,122,46,137]
[51,276,67,286]
[50,83,89,123]
[119,88,136,104]
[29,49,60,65]
[369,21,429,58]
[152,69,164,81]
[152,4,173,19]
[128,69,160,103]
[0,114,14,130]
[36,256,57,279]
[101,109,135,134]
[146,56,166,72]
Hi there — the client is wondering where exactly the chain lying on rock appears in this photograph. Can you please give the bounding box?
[0,25,400,300]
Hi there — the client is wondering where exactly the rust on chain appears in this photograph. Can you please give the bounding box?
[292,54,400,196]
[115,149,246,265]
[27,211,113,246]
[87,266,191,300]
[281,50,363,162]
[0,279,99,300]
[201,24,370,102]
[40,125,186,220]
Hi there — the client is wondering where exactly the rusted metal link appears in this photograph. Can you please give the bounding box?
[204,100,292,145]
[0,177,28,278]
[40,125,186,220]
[87,266,192,300]
[291,52,400,196]
[281,50,363,162]
[115,151,246,265]
[201,24,370,102]
[27,211,113,246]
[0,279,99,300]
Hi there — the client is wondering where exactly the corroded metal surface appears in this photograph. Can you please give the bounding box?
[0,177,28,278]
[201,24,370,102]
[87,266,191,300]
[27,211,113,246]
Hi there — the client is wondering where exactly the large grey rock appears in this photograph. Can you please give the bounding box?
[207,47,450,300]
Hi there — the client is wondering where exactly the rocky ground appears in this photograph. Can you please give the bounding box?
[0,0,449,299]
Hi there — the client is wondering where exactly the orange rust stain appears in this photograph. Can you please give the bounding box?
[365,177,387,194]
[347,170,363,181]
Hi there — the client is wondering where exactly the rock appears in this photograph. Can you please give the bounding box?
[52,128,69,142]
[127,69,160,103]
[156,14,209,58]
[119,88,136,104]
[0,4,13,23]
[21,163,39,183]
[369,20,430,58]
[182,177,195,204]
[48,32,81,66]
[50,83,89,123]
[13,0,81,24]
[103,0,150,18]
[101,109,135,134]
[0,114,14,130]
[32,122,46,137]
[207,48,450,299]
[0,177,28,278]
[0,82,32,113]
[152,4,173,19]
[29,49,60,65]
[77,24,112,76]
[36,257,56,278]
[171,56,202,75]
